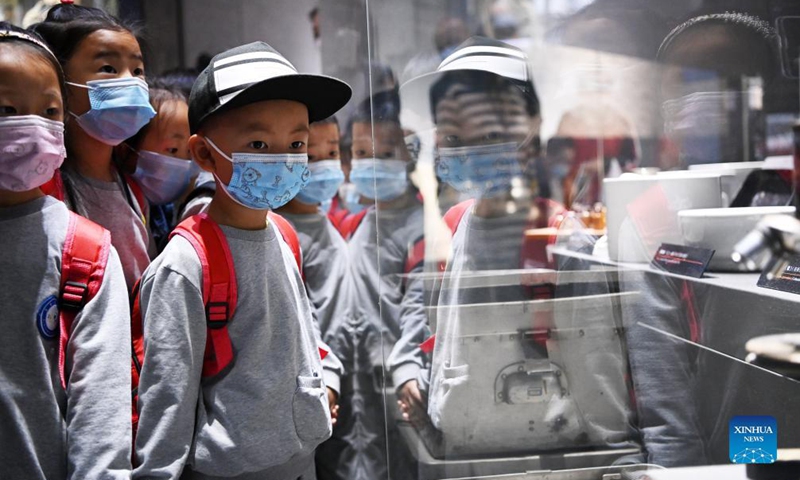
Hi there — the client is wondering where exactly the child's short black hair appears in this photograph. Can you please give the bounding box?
[347,89,401,138]
[0,22,66,109]
[30,3,145,70]
[312,115,340,137]
[314,115,339,127]
[159,67,198,98]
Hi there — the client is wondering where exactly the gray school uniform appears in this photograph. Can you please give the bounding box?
[331,200,427,480]
[279,210,352,479]
[279,212,350,344]
[0,196,132,480]
[133,221,332,479]
[348,203,428,386]
[61,168,154,291]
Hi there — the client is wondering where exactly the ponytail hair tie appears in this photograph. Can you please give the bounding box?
[61,0,75,4]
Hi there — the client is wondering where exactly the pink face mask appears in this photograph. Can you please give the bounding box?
[0,115,66,192]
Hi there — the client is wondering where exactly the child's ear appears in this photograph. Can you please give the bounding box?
[189,135,216,173]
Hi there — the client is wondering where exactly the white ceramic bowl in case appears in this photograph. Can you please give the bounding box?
[678,206,795,272]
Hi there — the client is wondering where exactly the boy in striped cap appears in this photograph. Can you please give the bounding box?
[133,42,351,480]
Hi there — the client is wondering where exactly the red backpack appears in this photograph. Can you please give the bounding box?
[55,212,113,391]
[129,212,326,438]
[337,208,368,241]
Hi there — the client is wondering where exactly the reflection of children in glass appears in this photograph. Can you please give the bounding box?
[401,37,637,460]
[334,90,427,480]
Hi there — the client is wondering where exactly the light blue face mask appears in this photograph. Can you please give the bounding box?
[436,142,521,198]
[68,78,156,146]
[132,150,199,205]
[205,137,309,210]
[350,158,408,202]
[295,159,345,205]
[550,162,569,180]
[338,182,365,213]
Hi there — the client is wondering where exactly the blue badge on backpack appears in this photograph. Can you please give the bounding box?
[730,416,777,464]
[36,294,59,339]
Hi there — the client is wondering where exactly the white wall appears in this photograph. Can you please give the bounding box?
[180,0,322,74]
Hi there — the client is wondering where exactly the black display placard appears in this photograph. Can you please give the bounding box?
[651,243,715,278]
[758,254,800,295]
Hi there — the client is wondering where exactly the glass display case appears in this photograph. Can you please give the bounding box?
[90,0,800,478]
[345,1,800,479]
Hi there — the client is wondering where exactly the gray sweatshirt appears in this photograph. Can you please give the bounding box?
[61,168,154,291]
[0,196,132,480]
[133,220,332,479]
[279,210,352,383]
[348,201,428,388]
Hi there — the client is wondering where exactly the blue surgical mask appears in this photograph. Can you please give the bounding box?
[205,137,309,210]
[295,159,345,205]
[68,78,156,146]
[350,158,408,202]
[550,162,569,180]
[132,150,199,205]
[339,182,365,213]
[436,142,521,198]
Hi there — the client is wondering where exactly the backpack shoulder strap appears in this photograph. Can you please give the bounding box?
[41,169,65,202]
[338,208,369,240]
[124,174,148,222]
[169,213,238,377]
[443,200,475,234]
[405,235,425,275]
[268,212,303,276]
[130,276,144,438]
[58,212,112,390]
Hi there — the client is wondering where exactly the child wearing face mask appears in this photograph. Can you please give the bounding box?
[274,117,351,476]
[275,116,350,343]
[33,2,157,292]
[133,42,351,480]
[121,79,197,252]
[0,24,132,479]
[330,90,428,480]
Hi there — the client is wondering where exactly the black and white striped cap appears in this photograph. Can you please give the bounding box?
[400,36,538,124]
[434,36,530,83]
[189,41,352,133]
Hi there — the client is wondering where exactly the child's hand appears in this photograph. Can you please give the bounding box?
[327,387,339,426]
[396,380,427,429]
